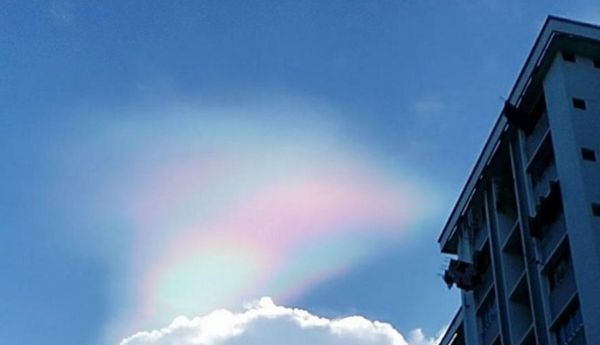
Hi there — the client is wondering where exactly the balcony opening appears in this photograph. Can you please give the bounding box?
[572,98,586,110]
[527,134,558,212]
[466,198,488,252]
[529,181,562,240]
[581,147,596,161]
[504,94,547,134]
[561,51,576,62]
[495,176,517,217]
[478,295,499,345]
[544,244,578,320]
[555,305,584,345]
[473,243,493,303]
[548,254,571,292]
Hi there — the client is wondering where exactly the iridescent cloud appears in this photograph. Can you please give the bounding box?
[58,100,437,341]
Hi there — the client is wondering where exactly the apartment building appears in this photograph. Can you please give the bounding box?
[438,17,600,345]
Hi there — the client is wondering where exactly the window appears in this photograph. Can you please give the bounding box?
[581,148,596,161]
[561,51,576,62]
[572,98,586,110]
[556,307,584,345]
[592,203,600,217]
[594,59,600,69]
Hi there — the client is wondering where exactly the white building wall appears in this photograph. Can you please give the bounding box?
[540,52,600,345]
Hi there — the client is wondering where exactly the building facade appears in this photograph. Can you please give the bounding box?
[438,17,600,345]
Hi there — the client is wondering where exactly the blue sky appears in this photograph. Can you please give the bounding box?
[2,2,600,345]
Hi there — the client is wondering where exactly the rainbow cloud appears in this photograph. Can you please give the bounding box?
[66,100,437,341]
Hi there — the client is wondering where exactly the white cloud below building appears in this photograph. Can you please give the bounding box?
[119,297,443,345]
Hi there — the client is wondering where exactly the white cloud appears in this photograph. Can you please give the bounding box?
[119,298,443,345]
[406,328,446,345]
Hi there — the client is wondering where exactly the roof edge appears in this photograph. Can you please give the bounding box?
[437,16,600,252]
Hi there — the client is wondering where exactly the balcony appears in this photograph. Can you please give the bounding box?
[540,213,567,263]
[549,267,577,319]
[473,225,488,252]
[502,221,522,253]
[532,161,557,204]
[477,288,500,345]
[508,275,533,345]
[561,328,586,345]
[502,223,525,295]
[497,212,518,246]
[553,306,586,345]
[504,254,525,293]
[474,267,493,305]
[508,270,528,301]
[479,318,500,345]
[473,242,493,304]
[530,180,563,251]
[515,324,535,345]
[526,132,557,215]
[525,111,549,159]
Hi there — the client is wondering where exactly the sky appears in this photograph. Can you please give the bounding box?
[2,2,600,345]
